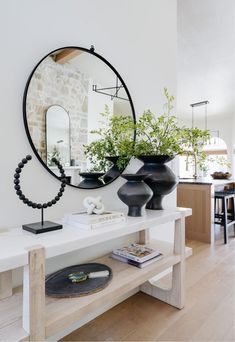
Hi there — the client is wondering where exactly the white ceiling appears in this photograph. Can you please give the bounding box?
[177,0,235,119]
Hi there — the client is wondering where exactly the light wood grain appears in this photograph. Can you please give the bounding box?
[45,240,184,337]
[141,218,186,309]
[54,48,82,64]
[23,246,45,341]
[0,210,192,341]
[62,238,235,342]
[0,270,12,299]
[139,228,149,244]
[0,241,191,341]
[0,207,191,272]
[177,183,213,243]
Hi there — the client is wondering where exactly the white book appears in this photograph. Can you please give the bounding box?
[64,211,125,225]
[63,216,126,230]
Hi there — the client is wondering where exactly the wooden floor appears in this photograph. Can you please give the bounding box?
[61,227,235,341]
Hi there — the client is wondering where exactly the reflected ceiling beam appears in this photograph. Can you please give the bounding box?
[54,49,83,64]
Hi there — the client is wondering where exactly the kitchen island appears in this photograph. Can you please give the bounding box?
[177,178,235,243]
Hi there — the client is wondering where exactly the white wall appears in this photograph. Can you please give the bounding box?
[0,0,177,284]
[0,0,177,337]
[0,0,177,224]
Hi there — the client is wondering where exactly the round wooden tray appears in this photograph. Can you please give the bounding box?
[46,263,113,298]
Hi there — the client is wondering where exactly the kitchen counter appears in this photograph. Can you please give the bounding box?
[179,178,235,186]
[177,178,235,243]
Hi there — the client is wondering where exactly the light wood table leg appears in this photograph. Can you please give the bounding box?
[0,270,12,299]
[140,217,185,309]
[23,245,46,341]
[139,228,150,244]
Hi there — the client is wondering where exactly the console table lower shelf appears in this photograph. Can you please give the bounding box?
[0,240,192,342]
[0,207,192,341]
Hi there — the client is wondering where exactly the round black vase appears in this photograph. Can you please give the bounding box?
[137,155,178,210]
[78,172,104,189]
[117,174,153,217]
[103,156,121,183]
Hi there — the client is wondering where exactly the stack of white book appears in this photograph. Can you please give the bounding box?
[111,243,163,268]
[63,211,126,230]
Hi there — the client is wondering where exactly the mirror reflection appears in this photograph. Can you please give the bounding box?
[24,47,135,188]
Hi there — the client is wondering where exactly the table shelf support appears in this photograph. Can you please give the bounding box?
[23,245,46,341]
[140,217,185,309]
[0,270,12,300]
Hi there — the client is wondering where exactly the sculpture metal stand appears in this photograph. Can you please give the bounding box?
[14,155,67,234]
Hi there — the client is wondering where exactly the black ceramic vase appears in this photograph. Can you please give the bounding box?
[137,155,178,210]
[117,174,153,217]
[103,156,121,183]
[78,172,104,189]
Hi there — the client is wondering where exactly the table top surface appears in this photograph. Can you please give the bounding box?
[0,207,191,272]
[179,178,235,186]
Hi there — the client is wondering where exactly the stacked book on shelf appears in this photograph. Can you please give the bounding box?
[111,243,163,268]
[63,211,126,230]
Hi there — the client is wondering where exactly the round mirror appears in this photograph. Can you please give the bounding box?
[23,46,136,188]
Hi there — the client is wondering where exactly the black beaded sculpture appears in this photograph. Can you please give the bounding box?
[14,155,67,234]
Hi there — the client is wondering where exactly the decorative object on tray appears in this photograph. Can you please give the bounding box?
[117,174,152,217]
[63,210,125,230]
[14,155,67,234]
[133,89,183,210]
[211,172,232,179]
[46,263,112,298]
[83,196,105,215]
[78,172,105,188]
[111,243,163,268]
[68,270,109,283]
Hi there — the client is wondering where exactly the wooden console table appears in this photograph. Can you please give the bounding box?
[0,207,192,341]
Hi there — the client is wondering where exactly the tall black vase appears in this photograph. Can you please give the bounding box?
[103,156,121,183]
[117,174,153,217]
[78,172,104,189]
[137,155,178,210]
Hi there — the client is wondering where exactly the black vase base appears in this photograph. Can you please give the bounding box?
[127,206,143,217]
[146,196,164,210]
[22,221,63,234]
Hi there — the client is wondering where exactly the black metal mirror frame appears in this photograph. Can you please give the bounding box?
[23,45,136,189]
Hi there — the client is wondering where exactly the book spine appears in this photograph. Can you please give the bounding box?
[112,250,161,263]
[67,212,125,225]
[65,217,125,230]
[111,254,140,267]
[111,253,163,268]
[112,250,142,262]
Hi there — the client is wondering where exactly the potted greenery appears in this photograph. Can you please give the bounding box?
[134,88,184,210]
[83,105,135,184]
[47,146,61,166]
[181,127,210,179]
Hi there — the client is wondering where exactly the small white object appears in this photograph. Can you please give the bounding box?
[88,270,109,278]
[83,196,105,215]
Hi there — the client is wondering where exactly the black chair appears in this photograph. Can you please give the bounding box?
[214,190,235,244]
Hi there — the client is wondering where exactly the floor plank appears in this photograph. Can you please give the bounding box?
[61,230,235,342]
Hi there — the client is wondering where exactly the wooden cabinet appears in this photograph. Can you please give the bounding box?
[177,183,213,243]
[177,180,235,244]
